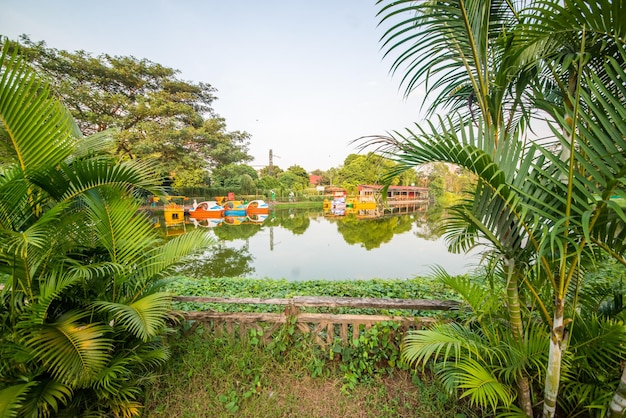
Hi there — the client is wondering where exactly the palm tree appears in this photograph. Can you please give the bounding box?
[374,0,538,413]
[0,39,214,417]
[371,0,626,416]
[514,2,626,415]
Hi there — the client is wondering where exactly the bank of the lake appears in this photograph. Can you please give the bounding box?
[143,276,483,417]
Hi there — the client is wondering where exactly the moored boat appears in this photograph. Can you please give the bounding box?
[162,196,187,226]
[246,199,269,214]
[347,198,376,210]
[223,200,247,216]
[189,200,224,218]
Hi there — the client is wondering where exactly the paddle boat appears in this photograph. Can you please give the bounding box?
[246,199,269,214]
[347,198,376,210]
[189,199,224,218]
[223,200,247,216]
[162,196,187,226]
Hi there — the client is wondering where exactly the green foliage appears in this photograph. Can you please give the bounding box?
[144,324,479,417]
[0,40,214,417]
[336,153,399,193]
[372,1,626,416]
[4,35,252,187]
[329,321,406,392]
[166,276,461,316]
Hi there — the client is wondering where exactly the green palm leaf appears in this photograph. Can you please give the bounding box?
[437,271,501,321]
[16,378,73,418]
[20,311,113,385]
[130,229,215,288]
[569,314,626,375]
[31,157,164,204]
[377,0,531,135]
[92,292,172,341]
[443,357,515,411]
[0,383,36,418]
[0,39,78,173]
[80,188,160,266]
[402,322,492,368]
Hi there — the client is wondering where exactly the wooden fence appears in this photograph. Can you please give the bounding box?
[172,296,459,347]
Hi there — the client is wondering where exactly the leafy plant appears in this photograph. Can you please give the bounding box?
[329,321,406,392]
[371,1,626,416]
[0,39,214,416]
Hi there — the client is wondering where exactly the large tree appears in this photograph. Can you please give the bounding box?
[3,36,252,186]
[337,153,399,193]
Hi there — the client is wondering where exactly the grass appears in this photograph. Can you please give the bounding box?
[271,200,325,209]
[142,276,483,417]
[142,324,479,418]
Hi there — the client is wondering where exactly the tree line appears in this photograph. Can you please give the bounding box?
[1,36,469,201]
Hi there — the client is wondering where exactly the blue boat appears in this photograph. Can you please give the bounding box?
[223,200,247,216]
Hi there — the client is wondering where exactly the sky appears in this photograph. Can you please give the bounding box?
[1,0,430,172]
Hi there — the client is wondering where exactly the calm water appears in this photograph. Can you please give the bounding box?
[162,206,480,281]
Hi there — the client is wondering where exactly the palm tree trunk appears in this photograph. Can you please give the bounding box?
[504,258,533,417]
[606,365,626,418]
[543,298,565,418]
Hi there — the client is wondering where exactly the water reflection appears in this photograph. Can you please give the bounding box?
[161,205,478,280]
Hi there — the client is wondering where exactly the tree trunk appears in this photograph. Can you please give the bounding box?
[606,365,626,418]
[543,299,565,418]
[504,258,534,417]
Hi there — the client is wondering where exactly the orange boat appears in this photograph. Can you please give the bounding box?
[189,200,224,219]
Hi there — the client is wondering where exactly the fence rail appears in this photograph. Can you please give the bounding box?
[173,296,459,347]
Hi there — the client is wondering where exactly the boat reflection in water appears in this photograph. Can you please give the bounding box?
[171,202,479,281]
[187,214,269,228]
[190,217,223,228]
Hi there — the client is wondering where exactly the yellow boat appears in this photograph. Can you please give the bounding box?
[160,196,187,226]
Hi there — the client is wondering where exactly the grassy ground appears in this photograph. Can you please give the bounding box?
[270,200,325,209]
[142,324,480,418]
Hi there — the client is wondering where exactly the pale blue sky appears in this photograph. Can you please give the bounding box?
[2,1,428,171]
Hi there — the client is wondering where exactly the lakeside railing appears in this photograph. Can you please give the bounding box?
[172,295,459,347]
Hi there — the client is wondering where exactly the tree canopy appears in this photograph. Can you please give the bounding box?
[3,36,252,187]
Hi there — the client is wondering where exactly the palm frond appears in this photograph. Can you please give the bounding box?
[569,313,626,375]
[20,310,113,385]
[0,40,77,173]
[79,189,160,266]
[92,292,172,341]
[32,157,164,203]
[499,321,549,383]
[442,357,515,411]
[0,383,37,418]
[401,322,494,369]
[17,378,73,418]
[377,0,531,134]
[130,229,215,288]
[438,272,502,321]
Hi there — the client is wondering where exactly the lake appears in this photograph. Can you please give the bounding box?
[161,206,480,281]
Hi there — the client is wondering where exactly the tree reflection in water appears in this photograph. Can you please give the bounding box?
[176,243,255,278]
[164,205,474,280]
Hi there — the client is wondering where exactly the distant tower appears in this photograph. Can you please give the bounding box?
[269,149,273,177]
